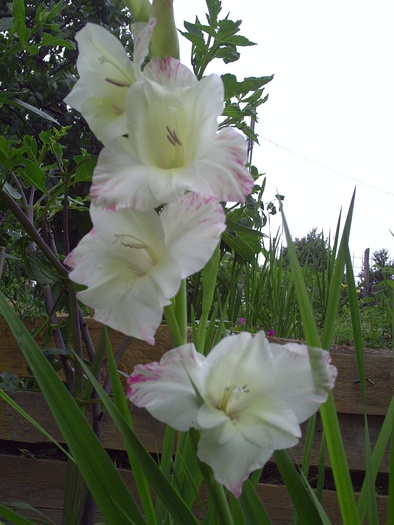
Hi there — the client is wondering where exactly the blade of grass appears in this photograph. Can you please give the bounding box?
[0,292,145,525]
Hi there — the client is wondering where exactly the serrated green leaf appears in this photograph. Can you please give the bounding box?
[25,252,62,284]
[206,0,222,25]
[11,0,30,47]
[222,104,242,118]
[74,154,97,182]
[216,46,240,64]
[41,32,75,50]
[183,20,203,37]
[224,35,256,46]
[217,19,242,41]
[16,160,49,195]
[222,231,260,262]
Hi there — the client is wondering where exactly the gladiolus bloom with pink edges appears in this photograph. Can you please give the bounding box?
[90,56,253,211]
[64,20,156,143]
[65,193,225,344]
[127,331,337,496]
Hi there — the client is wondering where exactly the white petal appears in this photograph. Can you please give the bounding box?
[192,127,254,202]
[130,19,156,78]
[197,395,302,497]
[203,331,336,425]
[249,335,337,423]
[78,96,128,142]
[90,68,250,208]
[124,75,222,168]
[202,332,260,404]
[197,429,273,497]
[127,344,206,430]
[65,206,185,343]
[79,274,165,344]
[91,137,188,210]
[74,23,134,88]
[234,395,301,449]
[143,56,198,89]
[65,21,155,143]
[161,194,226,277]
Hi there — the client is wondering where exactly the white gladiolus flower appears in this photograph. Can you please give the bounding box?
[64,20,155,143]
[64,193,225,344]
[90,56,254,211]
[127,332,337,496]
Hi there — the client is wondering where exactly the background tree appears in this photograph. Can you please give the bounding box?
[281,227,329,272]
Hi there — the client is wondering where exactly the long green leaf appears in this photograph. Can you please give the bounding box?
[281,194,359,525]
[0,504,37,525]
[0,292,145,525]
[230,480,273,525]
[0,388,73,461]
[357,396,394,522]
[73,353,201,525]
[274,451,323,525]
[104,328,157,525]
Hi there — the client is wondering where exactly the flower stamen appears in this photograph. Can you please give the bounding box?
[166,126,182,146]
[113,234,148,250]
[105,77,131,87]
[218,384,249,414]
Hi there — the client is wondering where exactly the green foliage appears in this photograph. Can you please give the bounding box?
[281,227,330,271]
[181,0,273,143]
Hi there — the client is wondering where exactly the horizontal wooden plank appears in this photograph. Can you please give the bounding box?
[0,391,391,473]
[0,454,388,524]
[1,317,392,415]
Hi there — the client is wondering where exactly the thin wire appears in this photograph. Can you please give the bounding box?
[260,136,394,197]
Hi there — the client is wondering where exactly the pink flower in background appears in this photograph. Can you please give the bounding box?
[64,20,155,143]
[268,328,275,336]
[238,317,245,325]
[90,56,253,210]
[127,331,337,496]
[65,193,225,344]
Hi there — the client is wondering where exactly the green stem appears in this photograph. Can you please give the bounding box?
[174,279,187,345]
[164,279,188,348]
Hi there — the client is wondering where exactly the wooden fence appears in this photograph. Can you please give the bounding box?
[0,318,392,524]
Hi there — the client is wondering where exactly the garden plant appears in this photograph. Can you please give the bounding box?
[0,1,393,524]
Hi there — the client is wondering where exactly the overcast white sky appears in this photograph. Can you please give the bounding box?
[174,0,394,271]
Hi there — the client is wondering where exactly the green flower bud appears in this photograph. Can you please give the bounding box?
[122,0,151,22]
[150,0,179,59]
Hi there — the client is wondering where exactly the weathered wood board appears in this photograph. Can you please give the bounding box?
[1,317,392,523]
